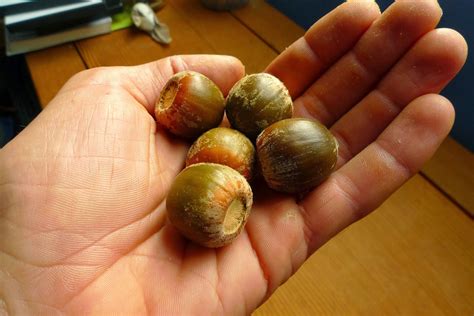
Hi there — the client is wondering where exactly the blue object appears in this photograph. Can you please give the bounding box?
[0,116,15,148]
[268,0,473,151]
[437,0,473,152]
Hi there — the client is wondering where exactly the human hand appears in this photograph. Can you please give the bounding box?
[0,0,467,314]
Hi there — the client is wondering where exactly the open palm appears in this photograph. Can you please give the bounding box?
[0,1,467,314]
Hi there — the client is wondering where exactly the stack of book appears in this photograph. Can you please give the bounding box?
[2,0,123,56]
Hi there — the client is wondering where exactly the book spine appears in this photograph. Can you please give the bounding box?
[6,0,122,33]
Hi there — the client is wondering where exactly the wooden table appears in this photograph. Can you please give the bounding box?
[25,1,474,314]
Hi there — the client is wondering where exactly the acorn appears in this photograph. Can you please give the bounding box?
[166,163,253,248]
[155,71,225,139]
[186,127,255,180]
[225,73,293,139]
[256,118,338,194]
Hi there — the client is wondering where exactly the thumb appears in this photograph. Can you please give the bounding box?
[126,54,245,114]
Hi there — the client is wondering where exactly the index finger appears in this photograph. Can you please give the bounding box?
[61,54,246,115]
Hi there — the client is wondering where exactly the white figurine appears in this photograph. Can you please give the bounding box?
[132,2,171,44]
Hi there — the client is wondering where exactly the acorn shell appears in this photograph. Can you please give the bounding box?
[155,71,225,139]
[225,73,293,139]
[186,127,255,180]
[256,118,338,194]
[166,163,253,248]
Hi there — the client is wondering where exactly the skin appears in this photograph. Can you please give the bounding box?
[0,0,468,314]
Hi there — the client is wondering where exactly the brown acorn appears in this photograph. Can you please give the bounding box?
[155,71,225,139]
[166,163,253,248]
[186,127,255,180]
[256,118,338,194]
[225,73,293,139]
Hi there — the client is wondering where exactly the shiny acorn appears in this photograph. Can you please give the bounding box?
[256,118,338,194]
[155,71,225,139]
[225,73,293,139]
[186,127,255,180]
[166,163,253,248]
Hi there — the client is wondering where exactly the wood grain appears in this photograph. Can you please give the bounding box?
[232,0,304,53]
[254,174,474,315]
[25,44,86,107]
[76,5,209,68]
[169,0,277,73]
[422,137,474,216]
[76,0,277,74]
